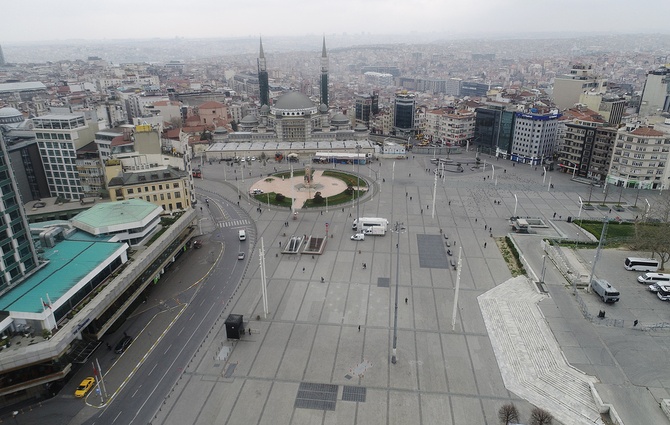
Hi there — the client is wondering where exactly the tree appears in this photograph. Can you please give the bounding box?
[631,191,670,270]
[529,407,553,425]
[313,191,324,204]
[498,403,519,425]
[345,184,354,195]
[275,193,285,202]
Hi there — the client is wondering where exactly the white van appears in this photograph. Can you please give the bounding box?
[238,229,246,241]
[637,273,670,284]
[591,279,620,303]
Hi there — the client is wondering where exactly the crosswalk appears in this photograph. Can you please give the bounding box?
[217,219,250,228]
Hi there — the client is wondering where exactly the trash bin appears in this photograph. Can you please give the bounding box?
[567,216,572,223]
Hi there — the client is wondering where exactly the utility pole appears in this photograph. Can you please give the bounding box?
[391,222,405,364]
[587,218,609,293]
[259,238,268,317]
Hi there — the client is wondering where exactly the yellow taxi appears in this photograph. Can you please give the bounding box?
[74,377,95,398]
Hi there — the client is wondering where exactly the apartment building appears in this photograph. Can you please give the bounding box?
[510,111,560,165]
[607,125,670,190]
[423,108,475,146]
[552,64,607,110]
[33,113,99,201]
[106,165,191,212]
[557,107,616,181]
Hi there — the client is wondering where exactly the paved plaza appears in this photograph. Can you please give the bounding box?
[149,153,670,425]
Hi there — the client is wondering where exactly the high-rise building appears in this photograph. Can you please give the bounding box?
[557,106,615,181]
[258,38,270,107]
[355,94,374,128]
[552,64,607,110]
[474,106,516,157]
[446,78,461,97]
[320,36,328,107]
[33,113,99,201]
[638,66,670,118]
[510,111,560,165]
[0,133,40,292]
[607,125,670,190]
[460,81,489,98]
[393,92,416,136]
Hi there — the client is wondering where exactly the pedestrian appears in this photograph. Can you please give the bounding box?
[484,242,487,248]
[106,343,111,350]
[559,215,562,220]
[302,267,305,273]
[349,213,352,217]
[609,208,612,213]
[504,169,506,173]
[485,224,487,230]
[410,196,412,201]
[279,241,282,247]
[358,325,361,332]
[248,328,251,335]
[475,218,478,223]
[634,320,639,327]
[420,209,423,214]
[321,211,323,215]
[321,277,325,283]
[553,212,556,218]
[406,192,408,197]
[405,297,408,304]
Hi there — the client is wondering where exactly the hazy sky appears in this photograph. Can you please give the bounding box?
[2,0,669,44]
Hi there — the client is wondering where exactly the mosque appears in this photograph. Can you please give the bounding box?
[205,38,375,162]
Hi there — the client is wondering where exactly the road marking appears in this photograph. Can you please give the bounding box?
[163,345,172,355]
[132,387,140,398]
[177,326,184,336]
[112,411,123,424]
[189,312,195,320]
[148,363,158,376]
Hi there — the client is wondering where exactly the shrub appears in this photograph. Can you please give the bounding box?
[275,193,286,202]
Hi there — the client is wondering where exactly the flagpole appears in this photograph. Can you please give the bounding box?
[96,358,108,400]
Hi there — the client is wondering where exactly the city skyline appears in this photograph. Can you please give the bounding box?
[1,0,669,45]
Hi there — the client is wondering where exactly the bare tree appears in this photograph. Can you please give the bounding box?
[632,192,670,270]
[529,407,553,425]
[498,403,519,424]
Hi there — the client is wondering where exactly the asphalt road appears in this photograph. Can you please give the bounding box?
[12,193,252,425]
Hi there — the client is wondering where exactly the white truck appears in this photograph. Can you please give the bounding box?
[352,217,388,235]
[364,227,386,236]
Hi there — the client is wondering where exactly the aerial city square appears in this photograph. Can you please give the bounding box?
[1,1,670,424]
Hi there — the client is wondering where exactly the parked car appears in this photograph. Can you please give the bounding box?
[238,252,245,260]
[74,377,95,398]
[649,283,660,293]
[114,335,133,354]
[351,233,365,241]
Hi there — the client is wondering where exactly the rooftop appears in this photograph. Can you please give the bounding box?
[71,199,162,234]
[0,238,125,314]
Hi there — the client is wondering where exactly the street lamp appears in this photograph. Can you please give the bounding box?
[513,193,518,216]
[356,144,361,229]
[578,196,583,219]
[391,222,405,364]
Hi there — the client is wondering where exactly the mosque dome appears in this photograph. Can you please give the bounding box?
[260,104,270,114]
[274,91,315,110]
[319,103,329,113]
[0,107,24,124]
[331,113,349,126]
[240,114,259,125]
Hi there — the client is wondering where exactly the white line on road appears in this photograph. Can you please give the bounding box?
[178,326,184,336]
[189,312,195,320]
[163,345,172,355]
[132,387,140,398]
[148,363,158,375]
[112,410,123,424]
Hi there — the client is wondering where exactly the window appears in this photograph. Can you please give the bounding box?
[174,191,181,198]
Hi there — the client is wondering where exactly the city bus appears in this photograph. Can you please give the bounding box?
[624,257,659,272]
[352,217,388,234]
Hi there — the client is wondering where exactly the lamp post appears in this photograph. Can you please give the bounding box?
[356,144,361,230]
[391,222,405,364]
[578,196,583,219]
[513,193,518,216]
